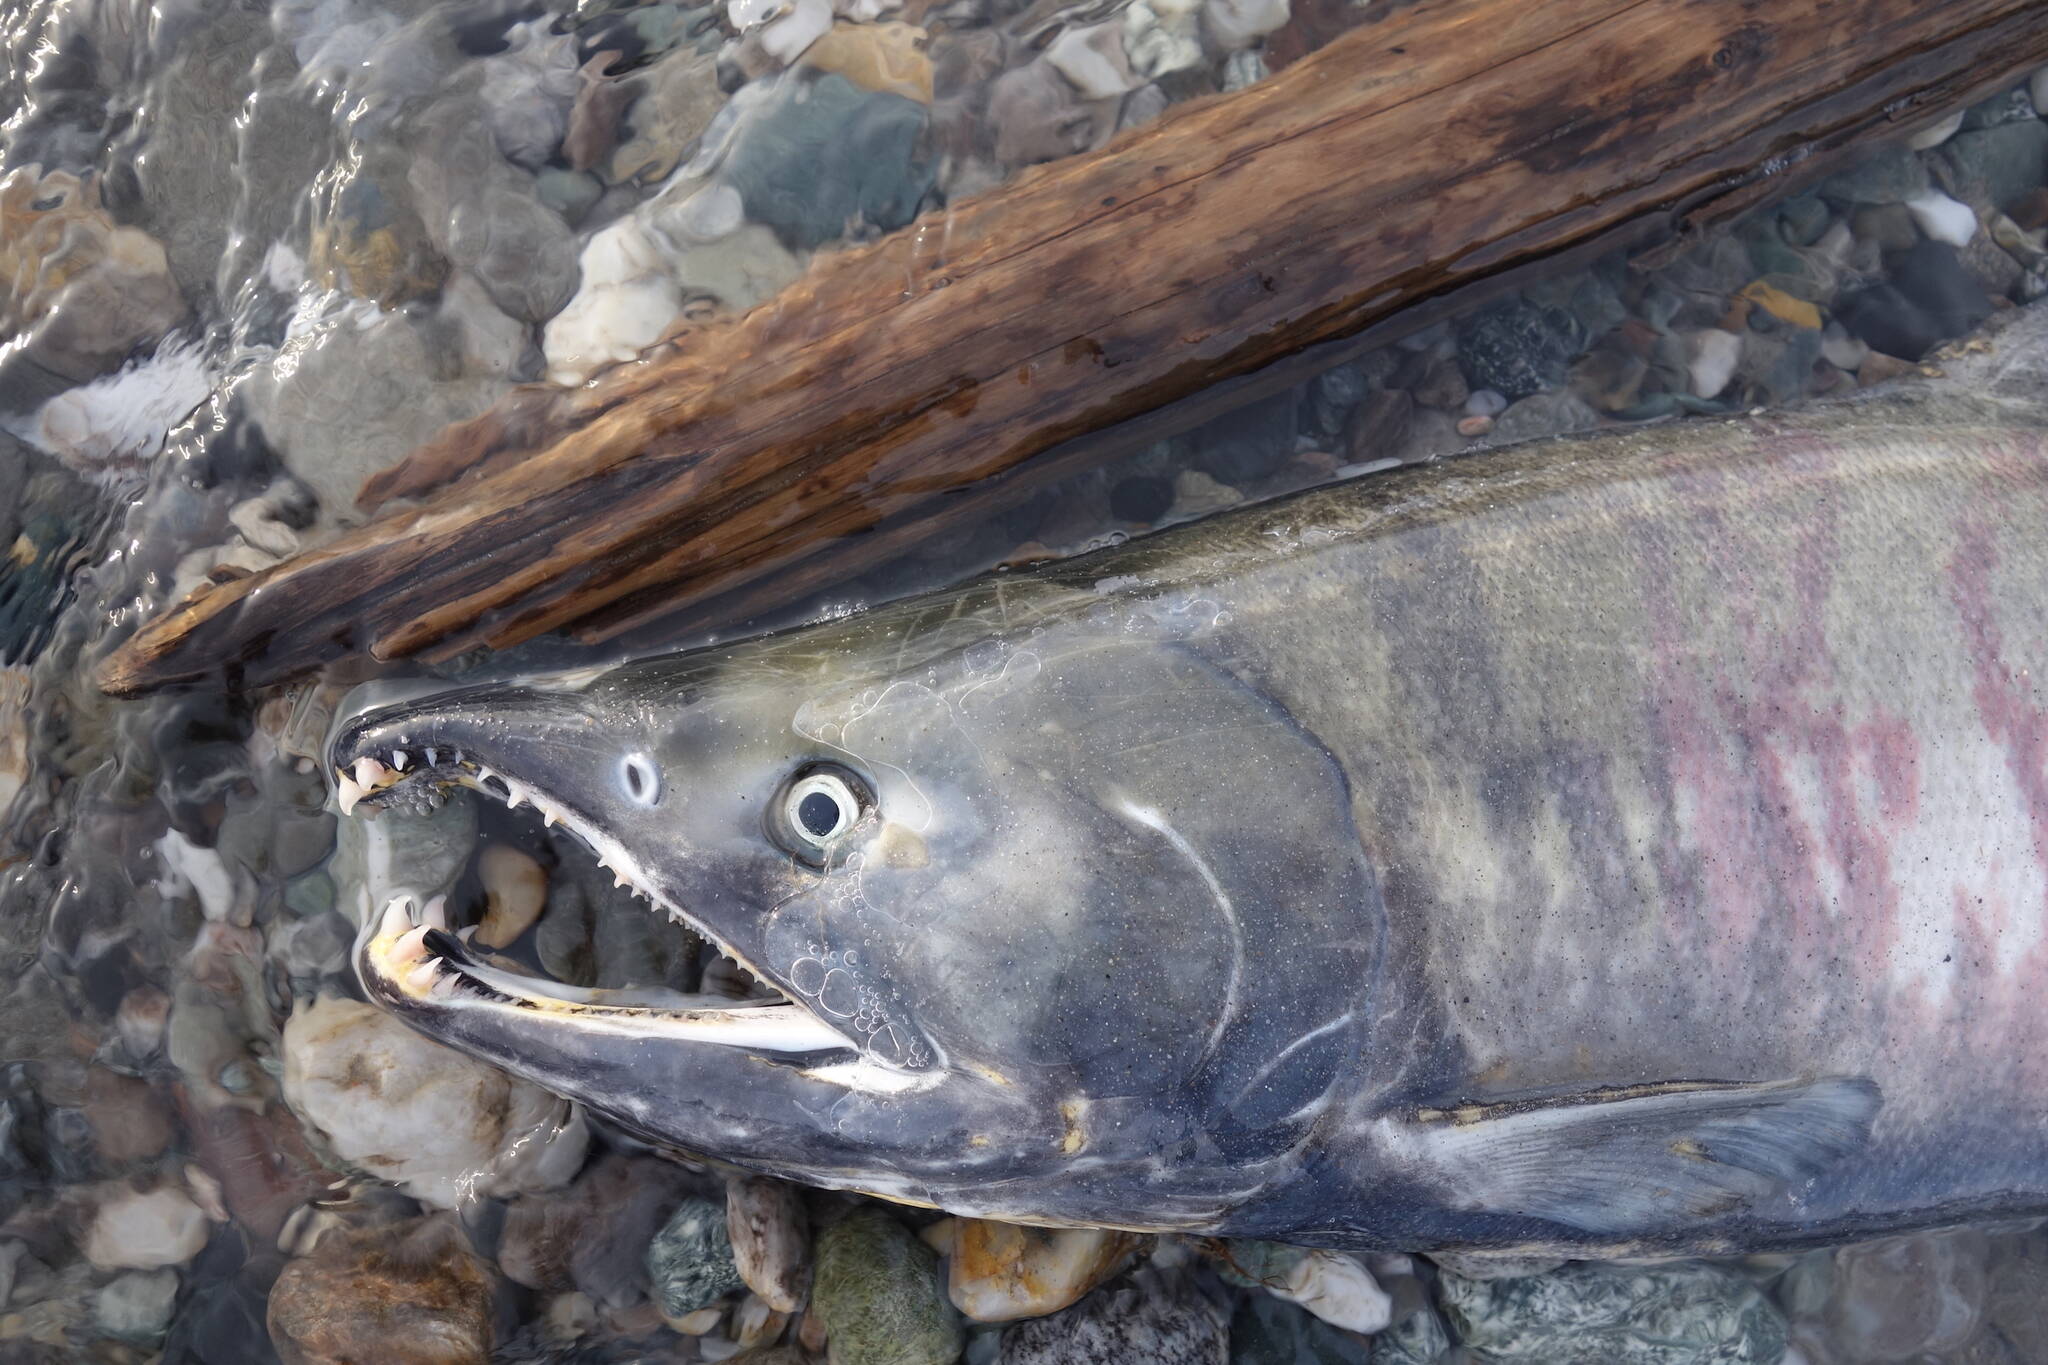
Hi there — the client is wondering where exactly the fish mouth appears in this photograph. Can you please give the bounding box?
[337,742,866,1066]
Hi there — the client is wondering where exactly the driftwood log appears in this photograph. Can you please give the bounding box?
[97,0,2048,695]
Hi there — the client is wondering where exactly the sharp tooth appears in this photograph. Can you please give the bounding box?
[421,895,449,931]
[425,747,438,767]
[391,924,432,965]
[336,772,365,816]
[378,896,413,939]
[390,750,409,771]
[353,755,393,789]
[543,808,559,827]
[614,874,628,889]
[506,786,526,810]
[431,973,460,998]
[406,959,441,992]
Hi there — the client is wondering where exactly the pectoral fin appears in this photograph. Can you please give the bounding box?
[1381,1076,1881,1235]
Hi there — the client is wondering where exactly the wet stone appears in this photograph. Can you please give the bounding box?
[946,1219,1141,1322]
[267,1216,493,1365]
[648,1197,747,1319]
[83,1183,209,1271]
[720,72,934,250]
[727,1174,811,1313]
[1455,296,1587,399]
[998,1275,1226,1365]
[1440,1261,1788,1365]
[813,1204,962,1365]
[1228,1291,1369,1365]
[1823,1229,1988,1361]
[1941,120,2048,215]
[1836,240,1995,361]
[92,1268,178,1343]
[1820,144,1933,206]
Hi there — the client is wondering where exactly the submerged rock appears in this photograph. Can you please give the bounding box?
[267,1216,493,1365]
[943,1218,1141,1322]
[813,1204,962,1365]
[1824,1229,1988,1361]
[720,71,933,250]
[728,1174,812,1313]
[92,1268,179,1343]
[281,995,587,1209]
[647,1197,747,1319]
[83,1183,210,1270]
[1455,296,1586,399]
[1439,1261,1788,1365]
[1227,1290,1369,1365]
[998,1274,1226,1364]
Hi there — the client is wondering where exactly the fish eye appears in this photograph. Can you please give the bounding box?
[619,753,662,806]
[772,764,873,859]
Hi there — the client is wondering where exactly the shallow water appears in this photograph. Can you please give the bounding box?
[3,0,2048,1357]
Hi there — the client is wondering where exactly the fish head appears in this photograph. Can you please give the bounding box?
[331,593,1382,1224]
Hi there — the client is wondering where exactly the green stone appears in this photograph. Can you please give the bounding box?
[813,1205,962,1365]
[1439,1261,1788,1365]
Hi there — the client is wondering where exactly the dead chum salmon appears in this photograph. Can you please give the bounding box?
[327,319,2048,1255]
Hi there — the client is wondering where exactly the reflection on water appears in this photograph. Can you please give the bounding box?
[2,0,2048,1354]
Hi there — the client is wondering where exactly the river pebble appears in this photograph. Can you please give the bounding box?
[92,1268,179,1343]
[998,1273,1226,1364]
[1440,1261,1788,1364]
[814,1204,963,1365]
[281,994,587,1208]
[267,1216,494,1365]
[83,1183,210,1270]
[942,1218,1142,1322]
[649,1196,749,1320]
[729,1173,812,1312]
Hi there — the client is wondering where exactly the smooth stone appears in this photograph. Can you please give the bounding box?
[988,59,1114,166]
[1820,319,1869,371]
[479,20,582,170]
[307,142,448,306]
[814,1205,963,1365]
[1733,324,1822,406]
[998,1275,1225,1364]
[802,22,934,102]
[1455,296,1586,399]
[649,1197,748,1318]
[1045,22,1141,100]
[1124,0,1205,80]
[733,0,833,64]
[721,72,933,251]
[1836,240,1994,360]
[1488,390,1600,445]
[1204,0,1289,52]
[610,49,726,185]
[1907,109,1965,151]
[946,1219,1142,1322]
[1228,1291,1368,1365]
[1171,469,1243,519]
[84,1184,210,1270]
[0,167,188,388]
[1824,1229,1988,1361]
[92,1268,178,1343]
[1956,230,2029,300]
[1961,86,2038,131]
[543,218,687,386]
[1463,387,1508,418]
[1775,193,1834,246]
[1441,1262,1787,1364]
[1941,120,2048,213]
[477,845,547,948]
[281,994,586,1209]
[728,1174,812,1313]
[1686,328,1743,399]
[537,167,604,225]
[1906,189,1980,248]
[498,1152,692,1305]
[1819,144,1932,206]
[80,1067,176,1165]
[267,1216,493,1365]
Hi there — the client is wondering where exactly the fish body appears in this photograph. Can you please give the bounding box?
[333,363,2048,1255]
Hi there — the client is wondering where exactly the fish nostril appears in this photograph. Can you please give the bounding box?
[620,753,662,806]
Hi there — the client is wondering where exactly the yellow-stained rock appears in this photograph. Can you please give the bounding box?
[944,1218,1144,1322]
[801,23,934,103]
[1738,279,1822,330]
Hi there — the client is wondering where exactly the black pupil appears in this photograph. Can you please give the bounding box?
[797,790,843,838]
[626,763,649,799]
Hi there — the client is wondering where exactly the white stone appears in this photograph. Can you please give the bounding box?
[1045,24,1140,100]
[1464,388,1508,418]
[93,1269,179,1341]
[1274,1250,1392,1334]
[544,221,687,386]
[1821,320,1869,372]
[153,829,240,923]
[1124,0,1204,79]
[84,1186,210,1270]
[1905,190,1978,249]
[1687,328,1743,400]
[282,994,588,1208]
[25,340,211,483]
[1906,110,1964,152]
[730,0,831,64]
[477,845,548,948]
[1203,0,1289,53]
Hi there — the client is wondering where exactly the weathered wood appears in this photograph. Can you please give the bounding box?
[96,0,2048,695]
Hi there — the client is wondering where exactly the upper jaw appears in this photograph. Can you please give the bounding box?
[330,718,875,1068]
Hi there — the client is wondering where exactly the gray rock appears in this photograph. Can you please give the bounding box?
[1488,390,1601,445]
[722,72,935,250]
[1941,120,2048,214]
[1733,324,1822,406]
[999,1275,1224,1365]
[409,97,581,323]
[1229,1289,1368,1365]
[1440,1261,1788,1365]
[1366,1294,1451,1365]
[814,1204,963,1365]
[1454,296,1587,400]
[284,868,336,918]
[1820,144,1933,206]
[1776,193,1833,247]
[537,167,605,225]
[1961,86,2039,131]
[1824,1229,1987,1361]
[647,1196,746,1318]
[93,1268,178,1342]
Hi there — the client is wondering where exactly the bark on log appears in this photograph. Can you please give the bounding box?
[96,0,2048,696]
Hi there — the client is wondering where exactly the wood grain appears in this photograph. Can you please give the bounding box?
[96,0,2048,695]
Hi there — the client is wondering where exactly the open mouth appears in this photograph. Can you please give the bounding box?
[338,744,864,1062]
